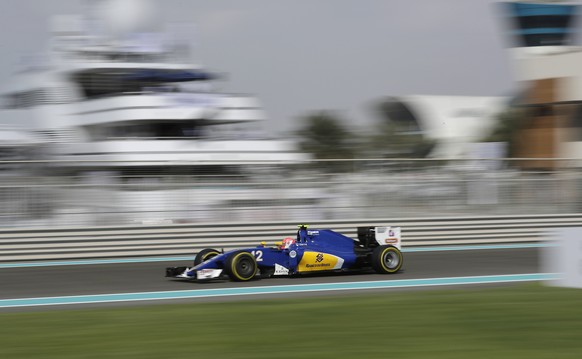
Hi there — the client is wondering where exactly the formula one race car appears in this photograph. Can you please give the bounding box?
[166,225,403,282]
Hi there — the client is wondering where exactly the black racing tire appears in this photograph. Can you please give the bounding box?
[225,251,257,281]
[371,245,403,274]
[194,248,220,266]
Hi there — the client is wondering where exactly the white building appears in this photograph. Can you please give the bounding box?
[379,95,509,158]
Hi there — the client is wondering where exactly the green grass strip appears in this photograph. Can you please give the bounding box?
[1,283,581,359]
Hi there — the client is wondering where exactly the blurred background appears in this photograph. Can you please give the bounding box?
[1,0,582,228]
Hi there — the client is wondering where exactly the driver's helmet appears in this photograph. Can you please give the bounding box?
[281,237,296,249]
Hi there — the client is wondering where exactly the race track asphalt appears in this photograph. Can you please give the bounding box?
[0,248,539,303]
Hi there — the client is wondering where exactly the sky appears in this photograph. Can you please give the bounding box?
[0,0,517,135]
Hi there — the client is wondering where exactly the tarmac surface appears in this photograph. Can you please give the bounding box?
[0,247,539,304]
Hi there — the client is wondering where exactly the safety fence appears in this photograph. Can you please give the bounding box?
[1,213,580,262]
[1,158,582,228]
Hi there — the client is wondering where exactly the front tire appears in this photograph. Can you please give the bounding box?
[194,248,220,266]
[225,251,257,281]
[372,245,403,274]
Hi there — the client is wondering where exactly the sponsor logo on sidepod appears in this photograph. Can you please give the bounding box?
[305,263,331,268]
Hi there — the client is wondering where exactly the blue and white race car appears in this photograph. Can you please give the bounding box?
[166,225,403,281]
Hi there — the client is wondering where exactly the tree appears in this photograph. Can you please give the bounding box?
[295,111,358,171]
[482,107,525,157]
[296,111,357,160]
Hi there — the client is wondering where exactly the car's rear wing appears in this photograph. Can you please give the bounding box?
[374,226,401,250]
[357,226,402,250]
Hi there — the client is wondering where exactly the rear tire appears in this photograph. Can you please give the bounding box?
[194,248,220,266]
[372,245,403,274]
[225,251,257,281]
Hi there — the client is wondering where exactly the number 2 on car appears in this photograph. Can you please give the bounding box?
[251,250,263,262]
